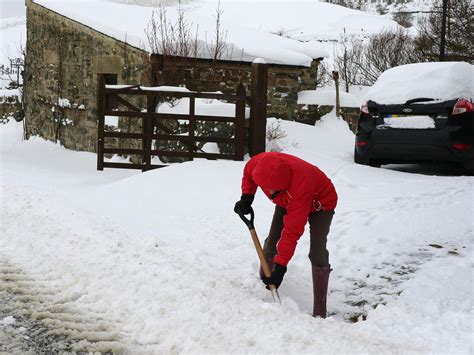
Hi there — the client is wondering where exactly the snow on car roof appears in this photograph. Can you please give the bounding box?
[364,62,474,105]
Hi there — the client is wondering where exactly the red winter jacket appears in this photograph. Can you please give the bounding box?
[241,152,337,266]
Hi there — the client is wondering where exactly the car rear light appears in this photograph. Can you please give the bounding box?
[452,98,473,115]
[356,141,368,147]
[452,143,473,150]
[360,102,369,114]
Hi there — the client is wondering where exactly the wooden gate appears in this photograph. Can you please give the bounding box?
[97,80,248,171]
[97,61,268,171]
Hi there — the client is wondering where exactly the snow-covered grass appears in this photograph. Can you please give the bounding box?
[1,110,472,353]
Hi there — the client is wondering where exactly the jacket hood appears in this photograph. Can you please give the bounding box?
[252,154,291,190]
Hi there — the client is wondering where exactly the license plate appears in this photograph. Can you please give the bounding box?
[381,115,435,129]
[385,114,411,118]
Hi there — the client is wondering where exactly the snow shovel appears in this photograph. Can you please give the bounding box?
[237,209,281,304]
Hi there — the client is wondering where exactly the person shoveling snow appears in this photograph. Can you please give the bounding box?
[234,152,337,318]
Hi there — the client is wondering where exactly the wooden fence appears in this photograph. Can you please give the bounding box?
[97,62,268,171]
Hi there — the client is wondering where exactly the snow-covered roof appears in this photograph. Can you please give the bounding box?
[364,62,474,104]
[32,0,399,67]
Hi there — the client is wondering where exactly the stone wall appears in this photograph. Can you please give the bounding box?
[152,55,321,123]
[24,0,151,152]
[1,93,23,122]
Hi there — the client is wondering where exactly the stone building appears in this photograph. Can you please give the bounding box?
[24,0,327,154]
[24,0,152,152]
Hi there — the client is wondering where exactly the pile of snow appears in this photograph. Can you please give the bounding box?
[364,62,474,104]
[298,89,360,108]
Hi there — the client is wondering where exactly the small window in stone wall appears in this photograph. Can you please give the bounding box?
[103,73,118,110]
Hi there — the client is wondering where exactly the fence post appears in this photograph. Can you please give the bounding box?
[332,71,341,118]
[188,95,196,161]
[150,53,160,86]
[234,83,246,161]
[144,93,154,171]
[250,59,268,156]
[97,74,106,171]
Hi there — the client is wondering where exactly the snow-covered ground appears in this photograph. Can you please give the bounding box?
[321,0,436,29]
[1,110,473,353]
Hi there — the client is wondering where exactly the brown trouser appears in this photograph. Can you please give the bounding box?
[263,205,334,267]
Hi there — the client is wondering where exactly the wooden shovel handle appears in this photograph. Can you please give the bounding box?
[238,210,281,303]
[250,228,280,302]
[250,228,272,278]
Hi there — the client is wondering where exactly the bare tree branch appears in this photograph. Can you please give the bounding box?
[417,0,473,62]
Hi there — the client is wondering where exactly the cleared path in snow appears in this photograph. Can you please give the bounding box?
[0,257,128,353]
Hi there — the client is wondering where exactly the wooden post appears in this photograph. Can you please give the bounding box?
[250,60,268,156]
[143,93,154,171]
[332,71,341,118]
[97,74,106,171]
[234,83,246,161]
[188,95,196,161]
[149,53,160,86]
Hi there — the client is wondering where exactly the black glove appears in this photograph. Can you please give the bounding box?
[262,263,287,289]
[234,194,254,215]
